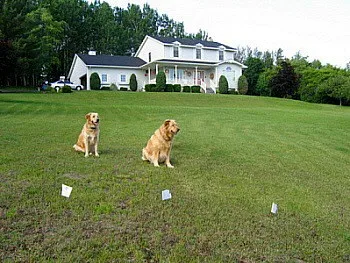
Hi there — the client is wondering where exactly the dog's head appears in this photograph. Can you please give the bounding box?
[85,112,100,126]
[163,119,180,137]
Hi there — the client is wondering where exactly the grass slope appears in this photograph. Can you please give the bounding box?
[1,92,350,262]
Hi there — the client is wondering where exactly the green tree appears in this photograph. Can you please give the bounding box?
[129,73,137,91]
[256,68,277,96]
[270,60,299,99]
[156,71,166,92]
[16,7,63,84]
[319,76,350,106]
[237,75,248,95]
[218,75,228,94]
[243,57,264,95]
[43,0,91,78]
[90,72,101,90]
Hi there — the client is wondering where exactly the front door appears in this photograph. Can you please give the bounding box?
[194,70,204,85]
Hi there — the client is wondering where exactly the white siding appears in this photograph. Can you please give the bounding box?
[137,37,164,62]
[180,46,194,60]
[69,56,87,85]
[202,48,218,61]
[224,50,235,61]
[217,62,243,90]
[88,67,146,91]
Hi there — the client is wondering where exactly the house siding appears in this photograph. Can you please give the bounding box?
[69,55,87,86]
[88,67,144,90]
[137,37,164,63]
[217,62,243,90]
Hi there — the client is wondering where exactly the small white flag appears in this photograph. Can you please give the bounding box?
[271,202,278,214]
[162,189,172,200]
[61,184,73,198]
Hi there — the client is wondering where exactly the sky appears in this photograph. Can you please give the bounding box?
[95,0,349,68]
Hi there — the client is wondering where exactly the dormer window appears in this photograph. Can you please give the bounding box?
[173,44,179,58]
[196,48,201,59]
[195,43,203,60]
[219,50,224,61]
[219,46,225,61]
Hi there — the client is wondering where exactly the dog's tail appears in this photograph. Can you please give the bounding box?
[73,144,85,152]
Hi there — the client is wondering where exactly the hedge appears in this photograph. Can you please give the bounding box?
[183,86,191,92]
[173,84,181,92]
[191,85,201,93]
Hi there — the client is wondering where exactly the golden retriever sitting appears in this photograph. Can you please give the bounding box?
[73,112,100,157]
[142,119,180,168]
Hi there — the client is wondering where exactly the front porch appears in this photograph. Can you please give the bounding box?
[142,60,219,93]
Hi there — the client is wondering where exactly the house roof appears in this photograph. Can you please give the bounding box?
[78,54,146,67]
[151,36,236,50]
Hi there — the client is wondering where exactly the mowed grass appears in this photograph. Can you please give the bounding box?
[0,91,349,262]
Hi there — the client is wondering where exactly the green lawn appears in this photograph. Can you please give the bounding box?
[1,91,349,262]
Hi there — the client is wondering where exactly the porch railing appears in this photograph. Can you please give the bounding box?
[143,79,216,93]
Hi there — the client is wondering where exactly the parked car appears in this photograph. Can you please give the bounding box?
[50,80,84,90]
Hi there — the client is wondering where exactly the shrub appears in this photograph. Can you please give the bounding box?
[110,83,118,91]
[237,75,248,95]
[165,84,174,92]
[173,84,181,92]
[129,74,137,91]
[100,86,110,91]
[61,85,72,93]
[46,86,56,93]
[156,71,166,92]
[228,89,238,95]
[191,85,201,93]
[90,72,101,90]
[120,87,128,91]
[183,86,191,92]
[145,84,156,92]
[219,75,229,94]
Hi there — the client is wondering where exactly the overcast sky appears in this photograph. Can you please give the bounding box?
[96,0,349,68]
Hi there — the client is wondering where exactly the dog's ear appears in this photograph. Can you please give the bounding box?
[164,119,171,127]
[85,113,91,120]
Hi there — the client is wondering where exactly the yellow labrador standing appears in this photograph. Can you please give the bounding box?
[142,119,180,168]
[73,112,100,157]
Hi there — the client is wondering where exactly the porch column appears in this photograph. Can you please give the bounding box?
[148,67,151,84]
[195,66,198,85]
[87,66,90,90]
[215,67,218,87]
[156,64,159,75]
[175,65,178,84]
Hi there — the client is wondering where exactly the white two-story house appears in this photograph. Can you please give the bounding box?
[68,35,247,92]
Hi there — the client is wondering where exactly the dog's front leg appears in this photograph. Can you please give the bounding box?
[84,137,89,157]
[153,151,160,167]
[165,150,174,168]
[94,136,99,157]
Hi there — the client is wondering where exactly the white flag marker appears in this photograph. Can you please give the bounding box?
[271,202,278,214]
[61,184,73,198]
[162,190,172,200]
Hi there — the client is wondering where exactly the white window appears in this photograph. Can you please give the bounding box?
[219,50,224,61]
[196,47,201,59]
[173,45,179,57]
[120,74,126,83]
[101,74,107,82]
[177,69,184,80]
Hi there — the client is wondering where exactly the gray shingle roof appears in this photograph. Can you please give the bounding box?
[151,36,236,50]
[78,54,146,67]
